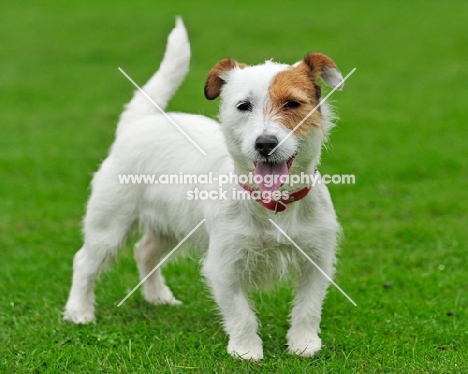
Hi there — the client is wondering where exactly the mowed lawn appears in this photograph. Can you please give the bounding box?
[1,0,467,372]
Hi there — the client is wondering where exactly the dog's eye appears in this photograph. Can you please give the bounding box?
[236,101,252,112]
[283,100,301,110]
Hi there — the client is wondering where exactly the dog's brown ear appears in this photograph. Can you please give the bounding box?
[303,53,344,90]
[204,59,247,100]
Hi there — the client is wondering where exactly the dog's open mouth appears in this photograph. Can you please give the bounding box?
[253,154,296,192]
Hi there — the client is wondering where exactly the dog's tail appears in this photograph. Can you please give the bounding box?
[118,17,190,130]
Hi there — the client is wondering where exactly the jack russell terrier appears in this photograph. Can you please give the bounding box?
[64,17,347,361]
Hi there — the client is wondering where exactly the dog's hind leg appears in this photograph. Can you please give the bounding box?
[133,233,181,305]
[64,224,132,323]
[64,164,137,324]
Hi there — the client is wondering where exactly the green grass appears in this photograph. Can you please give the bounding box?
[1,0,467,372]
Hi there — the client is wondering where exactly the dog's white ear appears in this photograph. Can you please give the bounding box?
[303,53,344,90]
[204,59,247,100]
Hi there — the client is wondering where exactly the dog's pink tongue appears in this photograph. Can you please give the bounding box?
[255,161,288,192]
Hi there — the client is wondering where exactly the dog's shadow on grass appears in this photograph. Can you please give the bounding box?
[90,255,228,355]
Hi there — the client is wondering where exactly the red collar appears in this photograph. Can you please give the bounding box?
[239,183,312,213]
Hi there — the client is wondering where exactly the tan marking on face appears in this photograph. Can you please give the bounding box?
[268,62,322,137]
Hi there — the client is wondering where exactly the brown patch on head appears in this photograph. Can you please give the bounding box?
[204,59,247,100]
[268,53,341,137]
[268,63,322,137]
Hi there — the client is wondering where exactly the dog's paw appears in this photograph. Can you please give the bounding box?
[144,285,182,306]
[228,335,263,361]
[63,303,95,324]
[287,332,322,357]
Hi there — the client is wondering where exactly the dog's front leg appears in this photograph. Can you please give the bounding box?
[287,254,335,357]
[203,246,263,361]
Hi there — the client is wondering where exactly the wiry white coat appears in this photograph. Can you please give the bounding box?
[64,18,342,361]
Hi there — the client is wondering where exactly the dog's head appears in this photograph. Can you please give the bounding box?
[205,53,343,192]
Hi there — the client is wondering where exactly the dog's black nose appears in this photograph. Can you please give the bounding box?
[255,135,278,157]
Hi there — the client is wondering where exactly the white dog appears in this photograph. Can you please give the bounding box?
[64,18,346,361]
